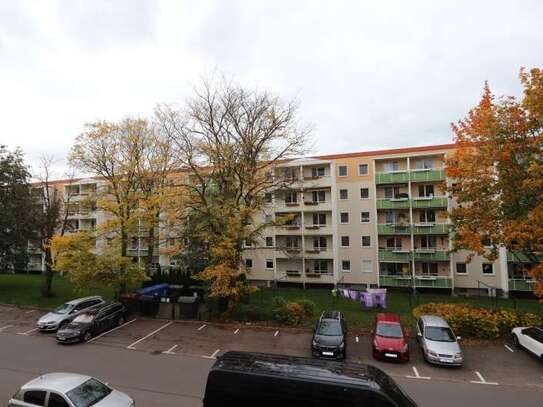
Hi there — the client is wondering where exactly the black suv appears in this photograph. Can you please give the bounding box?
[312,311,347,359]
[56,302,126,343]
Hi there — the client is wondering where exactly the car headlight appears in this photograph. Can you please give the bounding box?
[427,350,438,357]
[339,341,345,350]
[312,340,317,347]
[401,344,408,353]
[454,352,463,359]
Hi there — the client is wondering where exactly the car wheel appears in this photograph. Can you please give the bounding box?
[83,332,92,342]
[512,334,520,348]
[117,316,125,326]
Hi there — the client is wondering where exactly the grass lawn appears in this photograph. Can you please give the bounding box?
[232,287,543,332]
[0,273,116,309]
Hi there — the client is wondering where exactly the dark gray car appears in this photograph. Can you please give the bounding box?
[311,311,347,359]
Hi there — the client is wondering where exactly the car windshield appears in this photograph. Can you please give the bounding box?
[73,313,95,324]
[425,326,456,342]
[316,320,342,336]
[376,323,403,338]
[53,303,72,315]
[66,378,112,407]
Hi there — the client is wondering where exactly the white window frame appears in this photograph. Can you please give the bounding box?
[245,258,253,269]
[360,211,370,223]
[358,163,369,176]
[265,259,274,270]
[339,188,349,200]
[455,262,468,275]
[340,236,350,248]
[338,165,348,177]
[482,263,495,276]
[341,260,351,272]
[340,212,350,224]
[360,187,370,200]
[362,259,373,273]
[265,237,274,247]
[361,235,371,248]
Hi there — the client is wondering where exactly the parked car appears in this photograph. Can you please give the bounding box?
[203,351,417,406]
[311,311,347,359]
[371,313,410,362]
[512,326,543,361]
[56,302,126,343]
[37,296,105,331]
[416,315,463,366]
[8,372,134,406]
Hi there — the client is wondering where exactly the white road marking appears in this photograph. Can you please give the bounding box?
[234,328,240,334]
[88,319,137,343]
[504,344,514,353]
[406,366,430,380]
[17,327,39,335]
[0,325,13,332]
[127,321,174,350]
[25,310,35,314]
[162,344,179,355]
[355,336,359,343]
[197,324,207,331]
[274,330,279,337]
[203,349,220,359]
[470,371,498,385]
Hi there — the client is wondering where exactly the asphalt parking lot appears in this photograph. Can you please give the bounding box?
[0,303,542,391]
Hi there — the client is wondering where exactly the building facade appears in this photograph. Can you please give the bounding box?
[28,144,538,296]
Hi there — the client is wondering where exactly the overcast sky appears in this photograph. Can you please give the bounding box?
[1,0,542,177]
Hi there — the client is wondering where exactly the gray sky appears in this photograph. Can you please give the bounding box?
[1,0,542,177]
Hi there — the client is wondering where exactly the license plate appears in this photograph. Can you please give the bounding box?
[439,358,453,363]
[322,351,334,356]
[385,353,398,358]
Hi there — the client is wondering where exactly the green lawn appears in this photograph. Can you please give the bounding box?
[0,273,116,309]
[232,287,543,332]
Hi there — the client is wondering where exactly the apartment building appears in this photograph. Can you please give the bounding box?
[28,144,539,296]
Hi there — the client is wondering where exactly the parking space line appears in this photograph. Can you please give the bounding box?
[25,310,35,314]
[88,318,137,343]
[0,325,13,332]
[203,349,220,359]
[274,330,279,337]
[234,328,239,334]
[470,371,498,385]
[406,366,430,380]
[17,327,39,335]
[162,344,179,355]
[197,324,207,331]
[504,344,514,353]
[127,321,174,350]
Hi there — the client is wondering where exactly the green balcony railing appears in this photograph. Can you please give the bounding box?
[506,251,543,263]
[508,279,535,291]
[413,250,450,261]
[375,171,409,184]
[409,169,445,182]
[411,196,448,209]
[378,249,411,262]
[376,198,411,209]
[379,275,413,287]
[379,275,452,288]
[377,224,412,235]
[412,223,450,235]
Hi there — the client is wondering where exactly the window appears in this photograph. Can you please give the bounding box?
[380,262,405,276]
[482,263,494,275]
[361,236,371,247]
[419,209,436,223]
[312,167,325,177]
[340,212,349,224]
[243,239,253,248]
[313,236,327,250]
[384,161,399,172]
[384,186,401,199]
[341,260,351,271]
[385,211,401,224]
[23,390,46,405]
[314,260,329,273]
[49,392,70,407]
[244,258,253,268]
[415,159,434,170]
[456,263,467,274]
[338,165,348,176]
[481,237,492,247]
[339,189,348,200]
[265,237,274,247]
[312,190,326,202]
[362,260,373,273]
[264,193,272,203]
[360,187,369,199]
[420,235,436,249]
[313,213,326,225]
[285,190,298,204]
[286,236,299,249]
[386,237,402,249]
[359,164,368,175]
[419,184,435,198]
[421,262,438,276]
[265,259,274,269]
[341,236,350,247]
[360,211,370,223]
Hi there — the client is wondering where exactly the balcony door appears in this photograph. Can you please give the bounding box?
[419,210,436,223]
[419,184,434,198]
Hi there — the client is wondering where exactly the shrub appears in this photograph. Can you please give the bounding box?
[413,303,543,339]
[271,296,315,326]
[297,299,316,319]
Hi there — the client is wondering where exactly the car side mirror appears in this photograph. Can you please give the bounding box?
[456,336,462,341]
[417,332,422,337]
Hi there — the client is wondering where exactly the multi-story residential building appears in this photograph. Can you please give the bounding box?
[28,144,540,296]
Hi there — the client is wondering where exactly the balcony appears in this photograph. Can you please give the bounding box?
[376,198,410,210]
[303,224,332,235]
[275,247,302,259]
[377,224,411,235]
[413,249,449,261]
[302,200,332,211]
[379,275,452,288]
[375,171,409,184]
[379,275,413,287]
[506,251,543,263]
[508,279,535,291]
[379,249,411,262]
[304,248,333,258]
[411,196,448,209]
[301,175,332,188]
[409,169,445,182]
[412,223,450,235]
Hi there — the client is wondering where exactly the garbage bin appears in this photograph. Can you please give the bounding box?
[138,294,159,317]
[177,296,199,319]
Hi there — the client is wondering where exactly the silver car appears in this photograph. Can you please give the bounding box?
[8,372,134,406]
[416,315,463,366]
[37,296,105,331]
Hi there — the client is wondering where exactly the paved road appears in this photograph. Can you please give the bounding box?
[1,333,542,407]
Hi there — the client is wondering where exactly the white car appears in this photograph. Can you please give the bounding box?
[8,373,134,406]
[37,296,105,331]
[512,326,543,361]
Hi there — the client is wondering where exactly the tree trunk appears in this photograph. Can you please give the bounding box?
[120,224,128,294]
[41,246,54,298]
[145,224,155,276]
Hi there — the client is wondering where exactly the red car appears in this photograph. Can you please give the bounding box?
[371,313,410,362]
